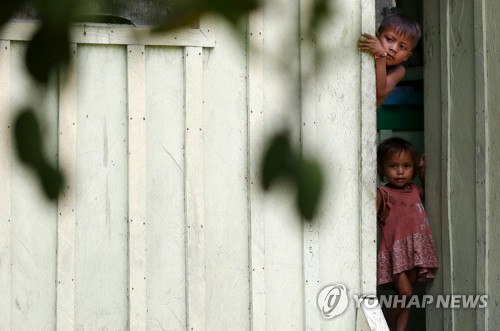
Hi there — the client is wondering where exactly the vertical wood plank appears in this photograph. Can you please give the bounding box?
[184,46,205,330]
[57,43,77,331]
[314,0,364,328]
[440,0,455,328]
[423,0,445,329]
[358,0,380,329]
[127,44,147,330]
[75,45,128,329]
[261,0,304,329]
[202,18,250,330]
[473,1,487,330]
[0,40,11,329]
[248,9,267,331]
[299,0,320,329]
[199,14,215,46]
[449,0,476,328]
[359,298,389,331]
[359,0,377,296]
[145,46,186,329]
[484,0,500,328]
[10,42,58,331]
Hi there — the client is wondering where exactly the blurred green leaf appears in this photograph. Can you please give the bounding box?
[297,159,324,220]
[261,131,295,190]
[14,109,64,200]
[26,22,70,83]
[4,0,327,213]
[14,109,43,165]
[37,160,64,199]
[261,132,324,220]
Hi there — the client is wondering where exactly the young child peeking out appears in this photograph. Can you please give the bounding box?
[358,10,421,108]
[376,137,438,331]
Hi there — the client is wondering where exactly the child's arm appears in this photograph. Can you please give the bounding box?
[376,63,405,107]
[417,154,426,200]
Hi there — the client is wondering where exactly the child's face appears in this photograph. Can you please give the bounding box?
[377,27,413,66]
[383,151,414,187]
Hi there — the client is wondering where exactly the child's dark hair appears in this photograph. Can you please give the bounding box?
[378,9,421,49]
[377,137,419,181]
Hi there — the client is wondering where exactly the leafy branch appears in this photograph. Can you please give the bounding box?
[2,0,330,219]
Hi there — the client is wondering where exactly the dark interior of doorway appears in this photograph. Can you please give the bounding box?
[376,0,426,330]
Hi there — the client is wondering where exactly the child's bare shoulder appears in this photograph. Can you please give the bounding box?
[387,64,406,75]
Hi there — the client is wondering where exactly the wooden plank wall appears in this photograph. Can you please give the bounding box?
[485,0,500,328]
[425,0,500,330]
[0,0,377,328]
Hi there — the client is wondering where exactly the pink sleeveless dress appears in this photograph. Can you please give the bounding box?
[377,183,438,286]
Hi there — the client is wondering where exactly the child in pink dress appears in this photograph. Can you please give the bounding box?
[376,137,438,331]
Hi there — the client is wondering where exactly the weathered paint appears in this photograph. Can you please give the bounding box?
[0,1,378,329]
[300,0,320,328]
[0,22,215,47]
[485,0,500,327]
[57,43,78,331]
[127,44,148,329]
[0,40,12,329]
[248,7,267,331]
[145,46,186,329]
[425,0,500,330]
[10,42,59,330]
[202,17,250,331]
[74,44,129,329]
[184,46,206,331]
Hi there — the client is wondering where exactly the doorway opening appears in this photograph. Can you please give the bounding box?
[375,0,426,330]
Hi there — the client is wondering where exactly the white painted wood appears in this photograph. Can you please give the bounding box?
[0,22,215,47]
[0,40,12,329]
[248,8,267,331]
[314,0,364,329]
[359,298,390,331]
[57,43,77,331]
[360,0,377,298]
[262,0,304,329]
[355,307,371,331]
[201,16,250,331]
[127,44,148,330]
[10,42,58,330]
[74,45,128,329]
[199,14,215,46]
[144,47,186,329]
[184,46,206,331]
[299,0,320,329]
[0,4,387,330]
